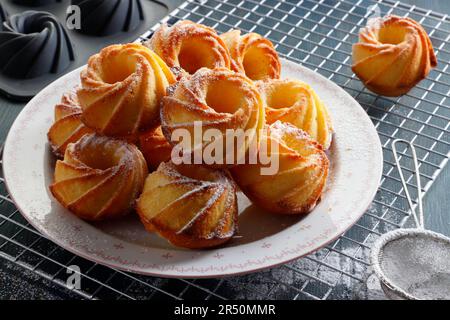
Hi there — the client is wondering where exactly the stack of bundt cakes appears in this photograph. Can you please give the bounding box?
[46,20,334,249]
[48,15,435,249]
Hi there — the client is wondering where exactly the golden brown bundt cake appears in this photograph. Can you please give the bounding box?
[138,126,172,170]
[231,121,329,215]
[50,133,148,221]
[77,43,176,138]
[221,29,281,80]
[47,89,94,158]
[352,15,437,96]
[257,79,333,150]
[145,20,231,75]
[161,67,265,167]
[136,161,238,249]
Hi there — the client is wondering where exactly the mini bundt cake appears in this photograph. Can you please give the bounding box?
[231,121,329,215]
[77,43,176,138]
[47,90,93,158]
[139,126,172,170]
[145,20,231,75]
[161,67,265,166]
[352,15,437,96]
[70,0,144,36]
[50,133,148,221]
[221,29,281,80]
[257,79,333,149]
[136,161,238,249]
[0,11,74,78]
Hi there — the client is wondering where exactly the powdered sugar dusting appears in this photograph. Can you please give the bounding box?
[379,231,450,299]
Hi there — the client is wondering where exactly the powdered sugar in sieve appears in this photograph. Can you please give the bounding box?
[371,139,450,300]
[373,228,450,300]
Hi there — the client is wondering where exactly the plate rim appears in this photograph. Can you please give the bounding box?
[2,58,383,278]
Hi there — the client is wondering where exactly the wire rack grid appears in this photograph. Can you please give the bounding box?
[0,0,449,300]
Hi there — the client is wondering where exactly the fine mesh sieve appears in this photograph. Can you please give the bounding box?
[371,139,450,300]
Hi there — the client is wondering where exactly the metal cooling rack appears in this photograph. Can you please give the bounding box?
[0,0,449,300]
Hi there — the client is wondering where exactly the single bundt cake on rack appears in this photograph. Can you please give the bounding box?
[77,43,176,138]
[47,89,94,158]
[257,79,333,149]
[0,10,74,78]
[352,15,437,96]
[145,20,231,75]
[221,29,281,80]
[161,67,265,167]
[136,161,238,249]
[231,121,329,215]
[50,134,148,221]
[138,126,172,170]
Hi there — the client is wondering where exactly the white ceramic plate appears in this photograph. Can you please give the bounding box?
[3,59,383,278]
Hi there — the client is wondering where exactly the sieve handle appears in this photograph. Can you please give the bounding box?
[391,139,424,230]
